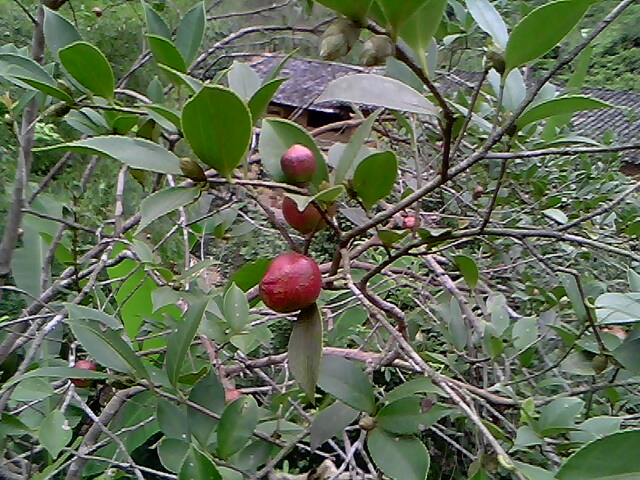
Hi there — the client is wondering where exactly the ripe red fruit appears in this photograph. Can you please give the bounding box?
[402,216,420,230]
[259,252,322,313]
[282,196,324,234]
[225,388,243,404]
[280,144,317,184]
[72,360,97,388]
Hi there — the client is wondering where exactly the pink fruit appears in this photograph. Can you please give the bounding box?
[71,360,97,388]
[282,197,325,234]
[280,144,317,184]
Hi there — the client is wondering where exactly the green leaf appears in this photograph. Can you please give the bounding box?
[179,447,221,480]
[217,396,259,459]
[258,118,328,186]
[67,319,150,382]
[43,7,82,60]
[158,438,190,473]
[248,78,287,124]
[136,187,200,234]
[0,53,74,104]
[562,274,588,323]
[517,96,611,129]
[1,367,112,390]
[628,270,640,292]
[556,429,640,480]
[310,401,359,451]
[147,34,187,73]
[315,0,373,22]
[453,255,479,289]
[227,61,261,101]
[65,304,122,330]
[543,208,568,224]
[512,317,538,350]
[38,410,72,458]
[334,110,381,184]
[34,136,182,174]
[144,104,181,132]
[318,355,375,414]
[466,0,509,50]
[400,0,448,68]
[569,416,623,444]
[10,226,45,299]
[352,151,398,209]
[376,0,430,36]
[368,428,429,480]
[157,399,190,439]
[385,376,443,402]
[223,283,250,332]
[175,2,205,66]
[142,0,172,39]
[188,370,226,445]
[158,64,204,93]
[612,330,640,375]
[288,304,323,401]
[505,0,594,72]
[376,396,424,435]
[538,398,584,436]
[165,297,209,387]
[228,259,272,292]
[595,293,640,324]
[182,85,252,177]
[513,462,554,480]
[316,74,437,116]
[59,42,115,100]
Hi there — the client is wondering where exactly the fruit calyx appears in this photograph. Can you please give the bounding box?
[259,252,322,313]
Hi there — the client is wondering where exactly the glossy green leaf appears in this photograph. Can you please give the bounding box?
[453,255,479,289]
[258,118,328,186]
[176,2,205,66]
[182,85,252,177]
[10,225,44,299]
[144,104,181,132]
[1,367,111,391]
[334,110,380,184]
[310,401,359,451]
[318,355,375,414]
[316,0,373,22]
[368,428,429,480]
[0,53,74,104]
[248,78,287,124]
[217,396,259,459]
[228,259,272,292]
[513,462,554,480]
[136,187,200,234]
[158,438,190,473]
[376,0,430,36]
[376,396,423,435]
[59,41,115,100]
[34,136,182,174]
[595,293,640,324]
[65,304,122,330]
[288,304,323,401]
[466,0,509,50]
[67,318,149,382]
[562,274,588,323]
[517,96,611,129]
[557,429,640,480]
[224,283,250,332]
[43,7,82,60]
[400,0,447,69]
[188,370,226,445]
[38,410,72,458]
[179,447,221,480]
[385,376,443,402]
[512,317,538,350]
[166,297,209,387]
[227,61,261,100]
[569,416,623,444]
[157,399,190,439]
[353,151,397,209]
[142,1,171,39]
[505,0,594,72]
[612,330,640,375]
[317,74,437,116]
[147,35,187,73]
[538,398,584,436]
[158,64,204,93]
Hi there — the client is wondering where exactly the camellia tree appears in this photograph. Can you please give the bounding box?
[1,0,639,479]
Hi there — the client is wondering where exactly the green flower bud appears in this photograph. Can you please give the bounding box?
[360,35,395,66]
[180,158,207,182]
[320,18,360,61]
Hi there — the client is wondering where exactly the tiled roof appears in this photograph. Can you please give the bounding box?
[244,54,640,164]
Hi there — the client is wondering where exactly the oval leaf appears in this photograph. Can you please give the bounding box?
[188,370,226,445]
[288,304,323,401]
[0,53,74,104]
[175,2,206,66]
[136,187,200,234]
[142,1,171,39]
[38,410,72,458]
[353,151,398,209]
[179,447,221,480]
[505,0,593,72]
[453,255,479,289]
[223,283,250,332]
[248,78,287,124]
[400,0,448,64]
[376,0,431,35]
[517,96,611,130]
[317,74,437,116]
[318,355,376,414]
[217,396,259,459]
[59,41,114,100]
[310,401,359,451]
[466,0,509,50]
[182,85,252,177]
[43,7,82,60]
[147,35,187,73]
[368,428,429,480]
[34,136,182,174]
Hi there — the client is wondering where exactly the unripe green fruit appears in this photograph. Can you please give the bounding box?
[592,355,608,374]
[180,158,207,182]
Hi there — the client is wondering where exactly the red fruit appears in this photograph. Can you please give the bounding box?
[282,196,324,234]
[225,388,243,404]
[280,144,317,184]
[259,252,322,313]
[402,216,420,230]
[71,360,97,388]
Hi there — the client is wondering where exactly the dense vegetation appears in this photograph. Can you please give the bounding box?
[0,1,639,479]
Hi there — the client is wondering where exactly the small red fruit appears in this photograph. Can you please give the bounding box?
[225,388,242,404]
[280,144,317,185]
[402,215,420,230]
[71,360,97,388]
[282,197,324,234]
[92,7,103,17]
[259,252,322,313]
